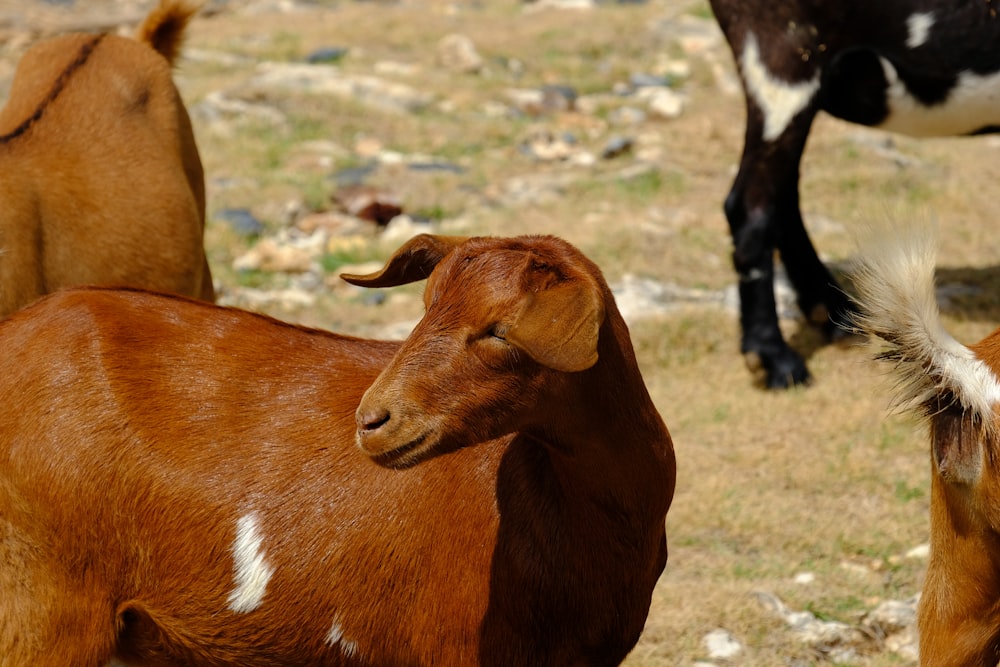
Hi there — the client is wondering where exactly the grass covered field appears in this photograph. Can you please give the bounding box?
[9,0,1000,663]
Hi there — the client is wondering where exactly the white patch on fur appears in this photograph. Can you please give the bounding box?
[906,12,934,48]
[879,57,1000,136]
[854,223,1000,426]
[740,32,821,141]
[326,616,360,657]
[227,513,275,613]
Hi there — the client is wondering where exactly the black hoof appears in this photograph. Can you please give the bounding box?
[744,348,811,389]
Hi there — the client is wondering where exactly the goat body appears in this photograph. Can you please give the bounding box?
[0,0,213,318]
[855,224,1000,666]
[710,0,1000,388]
[0,233,675,666]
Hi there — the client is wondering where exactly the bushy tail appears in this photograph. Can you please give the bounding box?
[136,0,201,66]
[853,223,1000,424]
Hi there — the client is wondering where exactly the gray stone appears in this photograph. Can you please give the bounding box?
[306,47,348,64]
[244,63,432,114]
[600,136,633,159]
[437,33,483,74]
[214,207,266,237]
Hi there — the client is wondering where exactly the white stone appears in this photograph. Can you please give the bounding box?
[703,628,742,659]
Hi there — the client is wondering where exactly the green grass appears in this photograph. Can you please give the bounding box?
[319,244,383,274]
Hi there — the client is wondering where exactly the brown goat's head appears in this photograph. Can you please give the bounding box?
[341,234,605,468]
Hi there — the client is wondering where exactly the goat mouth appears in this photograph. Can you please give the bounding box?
[370,433,430,469]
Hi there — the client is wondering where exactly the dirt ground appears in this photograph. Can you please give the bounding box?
[7,0,1000,664]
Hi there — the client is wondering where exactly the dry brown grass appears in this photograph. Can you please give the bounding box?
[11,0,1000,663]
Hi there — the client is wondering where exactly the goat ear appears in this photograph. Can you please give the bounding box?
[932,411,985,486]
[506,279,604,372]
[341,235,468,288]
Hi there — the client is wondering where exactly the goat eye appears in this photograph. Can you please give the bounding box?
[477,324,518,369]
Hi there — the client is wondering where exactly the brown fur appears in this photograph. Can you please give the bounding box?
[0,0,213,319]
[856,228,1000,665]
[916,332,1000,666]
[0,234,675,666]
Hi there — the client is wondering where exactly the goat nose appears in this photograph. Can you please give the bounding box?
[357,407,390,433]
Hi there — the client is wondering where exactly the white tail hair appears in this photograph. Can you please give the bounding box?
[853,222,1000,427]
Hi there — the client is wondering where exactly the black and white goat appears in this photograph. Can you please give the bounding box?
[710,0,1000,388]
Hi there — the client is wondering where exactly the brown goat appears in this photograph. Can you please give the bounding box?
[855,226,1000,666]
[0,0,213,317]
[0,233,676,666]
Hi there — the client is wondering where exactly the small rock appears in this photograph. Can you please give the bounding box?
[223,286,316,311]
[520,130,579,161]
[499,171,577,206]
[611,275,727,324]
[612,81,632,96]
[828,646,860,663]
[608,106,648,125]
[703,629,742,659]
[863,597,918,635]
[755,591,866,653]
[406,161,466,174]
[629,72,671,89]
[245,63,432,114]
[306,47,348,64]
[504,85,577,115]
[362,291,387,307]
[288,139,350,170]
[885,625,920,661]
[292,271,324,291]
[523,0,595,10]
[839,560,876,579]
[373,60,420,77]
[333,185,403,226]
[296,211,367,236]
[192,91,287,133]
[504,57,526,77]
[638,87,685,119]
[233,237,315,273]
[353,137,384,159]
[380,215,435,245]
[657,58,691,79]
[600,136,633,159]
[214,208,266,237]
[505,88,546,115]
[331,163,379,187]
[540,84,577,112]
[437,33,483,73]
